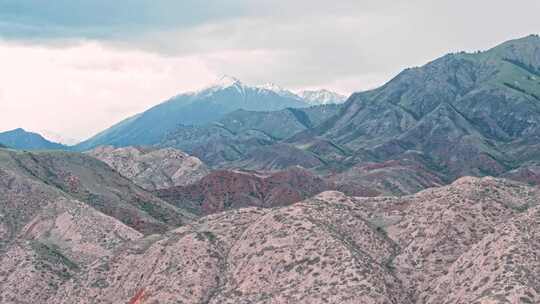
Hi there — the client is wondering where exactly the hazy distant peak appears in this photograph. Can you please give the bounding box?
[215,75,242,87]
[256,82,285,92]
[298,89,347,105]
[256,82,302,99]
[191,75,246,96]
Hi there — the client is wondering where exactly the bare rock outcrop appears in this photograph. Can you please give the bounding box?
[87,146,210,190]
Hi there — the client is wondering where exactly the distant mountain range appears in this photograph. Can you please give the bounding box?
[3,77,346,152]
[0,128,67,150]
[152,34,540,196]
[74,76,346,151]
[4,35,540,197]
[158,104,341,167]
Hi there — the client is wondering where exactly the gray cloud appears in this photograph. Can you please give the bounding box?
[1,0,539,92]
[1,0,539,140]
[0,0,249,39]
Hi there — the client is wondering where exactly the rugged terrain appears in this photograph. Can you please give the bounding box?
[2,35,540,304]
[0,149,194,236]
[87,146,209,190]
[158,105,340,167]
[286,35,540,180]
[0,148,196,303]
[2,175,538,303]
[153,35,540,196]
[155,166,332,215]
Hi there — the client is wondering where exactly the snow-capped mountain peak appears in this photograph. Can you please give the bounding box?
[256,82,302,100]
[188,76,344,106]
[193,75,245,96]
[256,82,284,92]
[298,89,347,105]
[215,75,242,88]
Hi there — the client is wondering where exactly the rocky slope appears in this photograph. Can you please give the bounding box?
[155,166,332,215]
[0,149,194,235]
[350,176,540,303]
[147,35,540,196]
[329,151,447,196]
[0,148,196,304]
[87,146,209,190]
[423,204,540,303]
[47,191,409,304]
[288,35,540,180]
[1,176,535,303]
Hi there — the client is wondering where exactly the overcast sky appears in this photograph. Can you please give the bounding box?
[0,0,539,142]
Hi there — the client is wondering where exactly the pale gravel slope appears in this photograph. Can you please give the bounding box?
[87,145,210,190]
[49,192,410,304]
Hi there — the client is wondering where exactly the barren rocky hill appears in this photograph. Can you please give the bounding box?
[155,166,332,215]
[0,148,198,304]
[87,146,210,190]
[47,191,409,304]
[3,170,539,303]
[0,149,194,236]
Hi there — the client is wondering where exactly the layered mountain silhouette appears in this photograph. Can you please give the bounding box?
[3,35,540,304]
[74,77,345,150]
[295,35,540,172]
[158,104,340,167]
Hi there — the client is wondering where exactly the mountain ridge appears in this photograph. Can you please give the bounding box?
[0,128,67,151]
[73,76,346,151]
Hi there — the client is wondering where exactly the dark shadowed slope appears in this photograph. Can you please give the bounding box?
[158,105,340,167]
